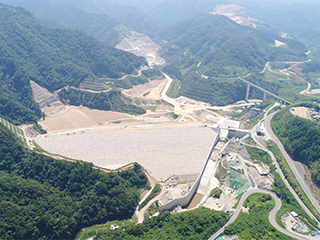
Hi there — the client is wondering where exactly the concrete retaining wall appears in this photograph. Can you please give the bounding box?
[159,129,220,211]
[228,129,248,139]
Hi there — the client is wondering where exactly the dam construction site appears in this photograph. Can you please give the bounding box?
[23,66,286,228]
[157,122,251,213]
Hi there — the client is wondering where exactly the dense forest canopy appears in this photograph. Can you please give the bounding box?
[159,14,307,74]
[0,1,315,113]
[12,0,161,39]
[34,2,123,46]
[158,13,307,105]
[90,207,229,240]
[0,1,320,239]
[0,123,149,239]
[0,3,146,124]
[271,103,320,187]
[59,88,146,115]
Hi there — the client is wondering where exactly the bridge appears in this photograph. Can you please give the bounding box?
[238,77,292,105]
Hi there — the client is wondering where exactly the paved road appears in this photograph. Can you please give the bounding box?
[160,73,179,106]
[99,69,142,81]
[136,194,162,223]
[250,108,319,226]
[208,106,316,240]
[208,189,308,240]
[265,112,320,218]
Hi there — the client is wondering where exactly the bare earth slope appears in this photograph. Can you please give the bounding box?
[116,28,165,66]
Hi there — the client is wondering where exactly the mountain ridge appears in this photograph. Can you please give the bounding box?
[0,3,147,124]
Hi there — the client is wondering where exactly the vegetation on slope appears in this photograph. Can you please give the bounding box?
[113,75,149,90]
[0,123,149,239]
[0,3,146,124]
[159,14,306,76]
[59,88,146,115]
[141,67,165,80]
[138,183,162,211]
[224,193,294,239]
[35,2,122,46]
[157,14,307,105]
[271,102,320,187]
[79,207,229,240]
[180,73,246,106]
[246,142,319,229]
[246,146,272,165]
[268,141,320,223]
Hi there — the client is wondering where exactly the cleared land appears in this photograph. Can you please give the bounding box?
[41,106,136,131]
[34,126,216,180]
[122,79,166,99]
[275,40,286,47]
[116,30,165,66]
[290,107,311,120]
[210,4,257,27]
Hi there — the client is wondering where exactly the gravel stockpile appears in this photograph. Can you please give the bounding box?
[35,127,217,180]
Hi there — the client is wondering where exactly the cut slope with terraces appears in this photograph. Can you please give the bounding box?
[30,81,63,112]
[79,77,109,92]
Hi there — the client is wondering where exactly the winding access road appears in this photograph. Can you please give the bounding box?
[209,107,316,240]
[265,112,320,218]
[208,189,308,240]
[250,108,319,223]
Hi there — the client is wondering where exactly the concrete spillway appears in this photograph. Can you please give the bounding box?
[158,126,249,212]
[159,128,222,211]
[197,158,217,195]
[187,158,218,209]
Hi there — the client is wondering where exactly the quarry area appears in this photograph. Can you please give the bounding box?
[210,4,258,28]
[116,29,165,66]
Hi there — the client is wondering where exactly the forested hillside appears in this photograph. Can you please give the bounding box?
[271,103,320,187]
[0,3,146,124]
[179,73,247,105]
[35,2,122,46]
[159,14,307,76]
[59,88,146,115]
[158,13,307,105]
[0,123,149,239]
[9,0,161,39]
[81,207,229,240]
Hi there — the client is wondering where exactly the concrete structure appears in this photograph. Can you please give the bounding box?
[228,129,249,139]
[213,119,248,139]
[158,129,221,211]
[158,125,248,212]
[291,211,298,218]
[239,77,292,105]
[256,125,263,136]
[254,163,269,176]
